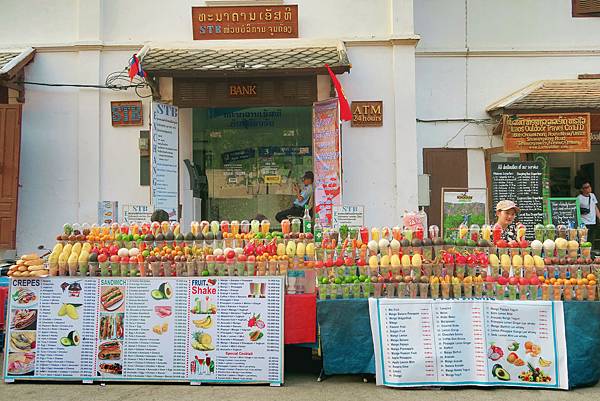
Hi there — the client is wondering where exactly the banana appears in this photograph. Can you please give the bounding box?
[539,357,552,367]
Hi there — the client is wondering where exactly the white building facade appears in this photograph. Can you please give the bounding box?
[1,0,419,254]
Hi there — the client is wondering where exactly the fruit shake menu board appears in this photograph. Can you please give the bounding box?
[369,299,568,389]
[4,277,284,384]
[491,162,544,239]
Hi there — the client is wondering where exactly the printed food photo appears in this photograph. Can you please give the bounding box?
[98,340,122,360]
[7,352,36,376]
[10,309,37,330]
[100,286,125,312]
[9,331,37,353]
[11,288,37,306]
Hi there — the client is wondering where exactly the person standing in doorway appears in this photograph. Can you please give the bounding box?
[275,171,314,222]
[577,181,600,247]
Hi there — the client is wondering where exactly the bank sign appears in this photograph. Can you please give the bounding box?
[191,5,298,40]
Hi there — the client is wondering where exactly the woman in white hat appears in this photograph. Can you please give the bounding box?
[495,200,521,242]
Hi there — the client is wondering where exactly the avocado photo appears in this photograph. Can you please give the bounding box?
[492,364,510,381]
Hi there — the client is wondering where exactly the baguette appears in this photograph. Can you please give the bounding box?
[31,270,48,277]
[18,265,28,272]
[25,259,44,267]
[21,253,40,261]
[28,265,46,271]
[103,293,124,308]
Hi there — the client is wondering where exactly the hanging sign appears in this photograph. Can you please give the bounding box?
[313,98,341,227]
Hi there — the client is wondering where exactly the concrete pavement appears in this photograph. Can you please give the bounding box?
[0,372,598,401]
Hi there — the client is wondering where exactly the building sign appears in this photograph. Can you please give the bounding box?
[229,83,257,97]
[192,5,298,40]
[332,205,364,230]
[502,113,591,153]
[351,101,383,127]
[313,98,342,227]
[151,102,179,221]
[111,101,143,126]
[122,204,153,225]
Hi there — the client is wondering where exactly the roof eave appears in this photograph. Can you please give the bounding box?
[0,47,35,80]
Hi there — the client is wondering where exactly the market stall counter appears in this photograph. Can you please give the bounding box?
[317,298,600,389]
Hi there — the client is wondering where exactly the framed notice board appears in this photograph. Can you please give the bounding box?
[547,197,582,227]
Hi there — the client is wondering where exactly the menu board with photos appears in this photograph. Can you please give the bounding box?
[4,277,283,384]
[370,298,568,389]
[491,162,544,239]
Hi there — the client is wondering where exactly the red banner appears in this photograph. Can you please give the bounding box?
[312,99,341,227]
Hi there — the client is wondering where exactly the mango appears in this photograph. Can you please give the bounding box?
[380,255,390,267]
[401,254,411,267]
[523,254,534,268]
[306,243,315,257]
[512,255,523,268]
[412,254,422,267]
[368,255,379,268]
[390,254,401,267]
[296,242,306,257]
[489,254,500,268]
[277,243,286,256]
[285,241,296,257]
[500,254,511,268]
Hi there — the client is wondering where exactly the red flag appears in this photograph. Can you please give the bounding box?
[128,55,140,81]
[325,64,352,121]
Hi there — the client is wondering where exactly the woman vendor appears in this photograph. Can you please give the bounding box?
[495,200,520,241]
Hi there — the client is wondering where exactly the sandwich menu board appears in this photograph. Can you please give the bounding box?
[4,277,283,384]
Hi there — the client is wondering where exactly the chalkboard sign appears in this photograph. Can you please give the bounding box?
[491,162,544,240]
[547,197,582,228]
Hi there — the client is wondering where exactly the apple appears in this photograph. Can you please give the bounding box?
[370,276,378,283]
[121,256,130,263]
[344,257,354,266]
[237,254,247,262]
[226,250,236,259]
[508,277,519,286]
[530,276,541,285]
[325,259,334,268]
[335,258,344,267]
[216,254,226,262]
[314,260,323,268]
[110,255,119,263]
[508,240,519,248]
[247,255,255,262]
[485,275,495,283]
[519,277,529,286]
[377,276,385,283]
[305,233,314,239]
[497,276,508,285]
[496,239,508,248]
[519,239,529,248]
[97,253,108,263]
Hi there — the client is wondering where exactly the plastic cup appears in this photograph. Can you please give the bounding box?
[246,262,255,276]
[342,284,351,299]
[441,282,450,299]
[385,283,397,298]
[474,282,483,297]
[175,261,185,277]
[495,284,505,299]
[519,284,528,300]
[318,284,328,300]
[587,284,597,301]
[563,284,573,301]
[508,285,517,300]
[226,262,235,276]
[330,284,338,299]
[419,283,429,299]
[552,285,562,301]
[164,261,174,277]
[88,262,98,277]
[49,262,59,277]
[120,262,129,277]
[430,282,440,299]
[186,261,196,276]
[68,263,78,277]
[257,261,267,276]
[529,284,539,300]
[541,284,550,300]
[150,261,160,277]
[78,262,88,277]
[352,282,361,298]
[455,264,465,280]
[374,283,383,298]
[129,262,139,277]
[268,261,277,276]
[452,283,462,298]
[433,264,442,277]
[100,262,110,277]
[409,283,418,298]
[485,282,494,297]
[463,283,473,298]
[397,282,407,298]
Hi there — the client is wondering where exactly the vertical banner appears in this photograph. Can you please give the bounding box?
[151,102,179,221]
[312,98,342,227]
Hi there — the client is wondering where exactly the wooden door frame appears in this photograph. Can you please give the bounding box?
[0,103,22,250]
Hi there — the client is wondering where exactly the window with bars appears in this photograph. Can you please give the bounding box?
[572,0,600,17]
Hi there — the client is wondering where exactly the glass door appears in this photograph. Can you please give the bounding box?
[193,106,312,224]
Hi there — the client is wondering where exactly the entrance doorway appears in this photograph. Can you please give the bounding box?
[192,106,313,223]
[0,104,21,250]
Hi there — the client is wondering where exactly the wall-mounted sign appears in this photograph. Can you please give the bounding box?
[351,101,383,127]
[229,83,257,97]
[502,113,590,153]
[332,205,364,230]
[98,201,118,225]
[122,204,153,225]
[192,5,298,40]
[111,101,143,126]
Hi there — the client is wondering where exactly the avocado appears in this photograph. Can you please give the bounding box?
[155,233,164,241]
[165,231,175,241]
[60,337,72,346]
[478,239,490,247]
[204,232,214,241]
[184,232,194,241]
[411,238,423,247]
[176,233,184,241]
[400,239,410,248]
[444,239,455,246]
[467,239,476,247]
[216,232,223,240]
[423,238,433,246]
[151,289,164,300]
[145,233,155,242]
[455,239,466,246]
[433,238,444,246]
[492,364,510,381]
[68,330,80,346]
[159,282,173,299]
[195,232,204,241]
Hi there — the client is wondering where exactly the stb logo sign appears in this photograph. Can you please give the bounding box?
[111,101,143,126]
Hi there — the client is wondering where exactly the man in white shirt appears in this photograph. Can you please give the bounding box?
[577,181,600,247]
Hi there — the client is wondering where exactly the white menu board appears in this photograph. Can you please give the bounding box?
[151,102,179,221]
[370,299,568,389]
[4,277,283,385]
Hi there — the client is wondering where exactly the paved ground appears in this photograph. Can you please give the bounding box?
[1,372,598,401]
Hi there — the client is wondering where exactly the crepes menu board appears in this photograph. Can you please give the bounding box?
[4,277,284,384]
[370,299,568,389]
[491,162,544,239]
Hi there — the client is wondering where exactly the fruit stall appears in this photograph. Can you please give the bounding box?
[3,219,600,388]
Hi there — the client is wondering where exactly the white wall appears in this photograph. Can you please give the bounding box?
[414,0,600,183]
[3,0,417,252]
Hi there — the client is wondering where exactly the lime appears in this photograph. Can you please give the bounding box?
[334,277,342,284]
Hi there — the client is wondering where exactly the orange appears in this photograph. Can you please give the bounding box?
[570,278,578,285]
[577,279,584,286]
[587,274,596,281]
[538,275,545,282]
[550,278,556,284]
[582,278,589,285]
[589,280,597,285]
[556,279,564,285]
